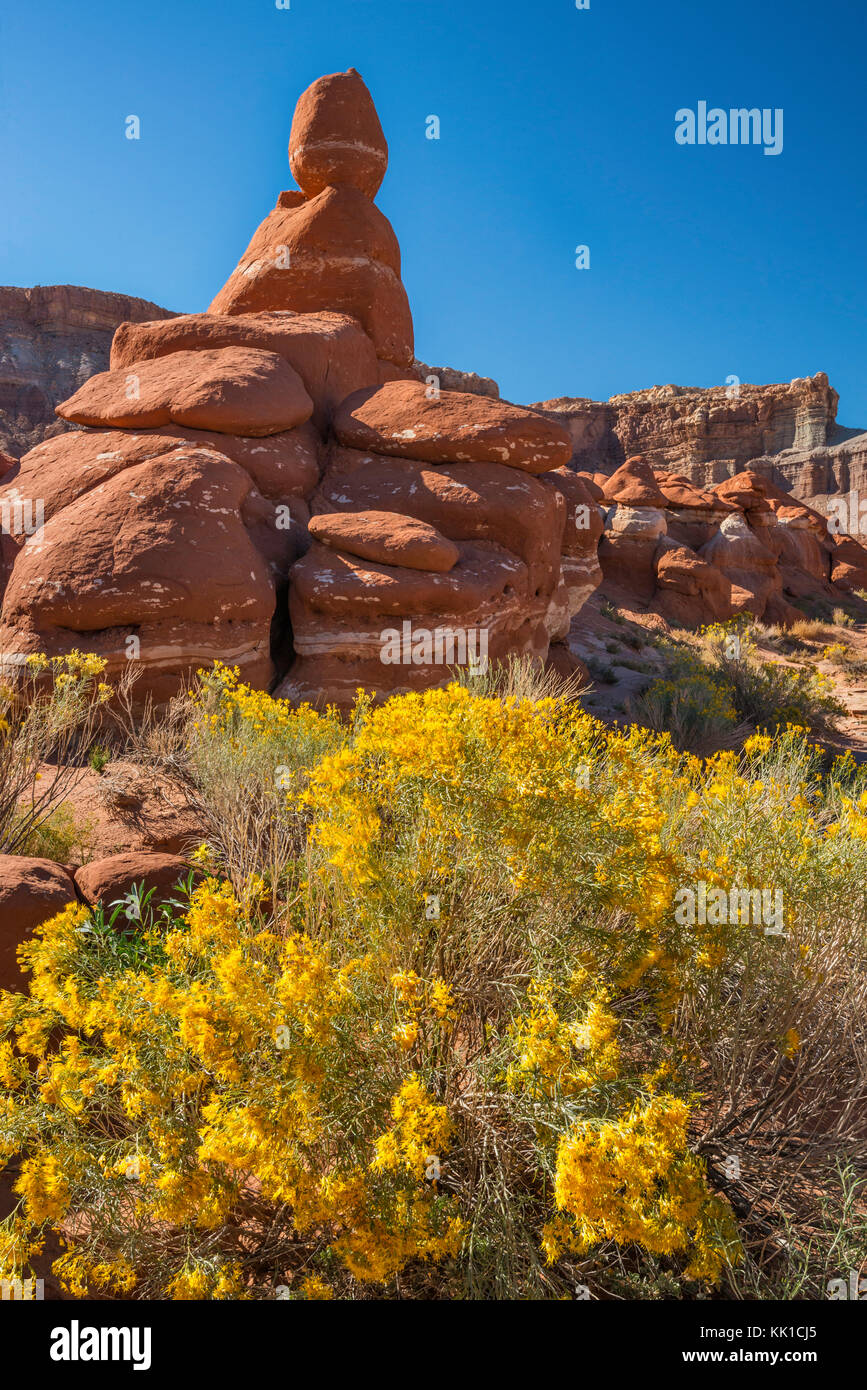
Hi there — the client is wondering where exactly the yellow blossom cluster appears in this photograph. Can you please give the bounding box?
[547,1094,740,1281]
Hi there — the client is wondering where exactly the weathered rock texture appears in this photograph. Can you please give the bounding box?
[534,374,867,509]
[0,70,598,707]
[0,285,175,459]
[590,455,867,628]
[413,362,499,399]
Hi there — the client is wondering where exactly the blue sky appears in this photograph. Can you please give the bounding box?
[1,0,865,422]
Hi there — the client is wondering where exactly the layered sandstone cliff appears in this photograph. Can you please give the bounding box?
[534,374,867,506]
[0,286,176,459]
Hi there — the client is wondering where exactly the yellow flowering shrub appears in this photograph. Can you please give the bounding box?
[1,668,866,1299]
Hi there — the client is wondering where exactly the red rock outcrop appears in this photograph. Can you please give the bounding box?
[1,448,276,700]
[533,375,840,479]
[653,541,744,627]
[602,455,667,507]
[209,170,414,368]
[829,535,867,592]
[57,347,314,436]
[308,510,460,572]
[0,70,600,706]
[540,468,604,621]
[288,68,388,200]
[593,461,867,627]
[533,376,867,535]
[109,310,377,431]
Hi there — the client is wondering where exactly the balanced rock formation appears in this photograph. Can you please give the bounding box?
[0,70,599,706]
[288,67,388,200]
[209,70,413,373]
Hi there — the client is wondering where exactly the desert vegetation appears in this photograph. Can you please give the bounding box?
[1,655,866,1300]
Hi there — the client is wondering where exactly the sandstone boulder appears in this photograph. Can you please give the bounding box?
[0,423,321,556]
[2,448,273,632]
[606,503,667,540]
[699,511,781,615]
[57,347,313,437]
[602,455,667,507]
[288,68,389,200]
[830,535,867,591]
[656,472,737,513]
[0,855,77,992]
[333,381,572,473]
[656,472,739,550]
[280,540,550,708]
[575,471,605,502]
[308,510,459,572]
[653,540,737,625]
[313,446,564,596]
[0,448,275,697]
[75,852,191,914]
[599,503,668,602]
[713,471,774,516]
[110,311,379,430]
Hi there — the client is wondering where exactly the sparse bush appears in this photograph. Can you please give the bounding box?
[702,625,844,738]
[832,607,856,628]
[632,625,844,752]
[15,802,98,865]
[88,744,111,773]
[0,651,114,854]
[586,657,617,685]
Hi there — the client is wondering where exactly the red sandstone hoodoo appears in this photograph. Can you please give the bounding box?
[0,68,599,706]
[0,68,865,709]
